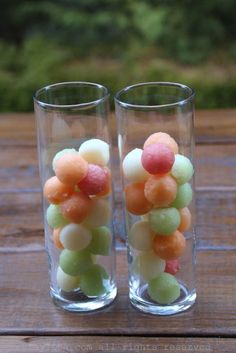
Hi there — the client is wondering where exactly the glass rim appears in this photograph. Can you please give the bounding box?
[114,81,195,109]
[33,81,110,109]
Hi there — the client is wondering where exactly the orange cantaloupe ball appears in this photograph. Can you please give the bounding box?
[153,230,186,260]
[53,228,64,250]
[125,182,153,215]
[178,207,192,232]
[144,174,177,207]
[60,192,92,223]
[143,132,179,154]
[54,153,88,186]
[43,176,73,204]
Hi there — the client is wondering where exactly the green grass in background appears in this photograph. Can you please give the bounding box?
[0,1,236,111]
[0,36,235,111]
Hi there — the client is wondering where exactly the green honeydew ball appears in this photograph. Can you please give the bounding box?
[59,248,93,276]
[80,264,107,297]
[148,272,180,304]
[171,154,194,185]
[149,207,180,235]
[88,226,112,256]
[171,183,193,209]
[46,204,69,228]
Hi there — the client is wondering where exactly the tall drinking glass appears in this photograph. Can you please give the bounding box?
[34,82,117,312]
[115,82,196,315]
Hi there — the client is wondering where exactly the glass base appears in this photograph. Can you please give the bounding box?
[130,283,196,316]
[51,285,117,312]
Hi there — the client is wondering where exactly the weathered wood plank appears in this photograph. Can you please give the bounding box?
[0,193,44,251]
[195,109,236,143]
[1,190,235,250]
[0,110,236,146]
[195,144,236,187]
[0,145,39,190]
[0,336,235,353]
[0,143,236,190]
[0,114,36,146]
[0,250,235,336]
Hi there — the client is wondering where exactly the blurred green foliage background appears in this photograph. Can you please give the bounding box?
[0,0,236,111]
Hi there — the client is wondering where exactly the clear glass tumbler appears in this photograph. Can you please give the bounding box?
[34,82,117,312]
[115,82,196,315]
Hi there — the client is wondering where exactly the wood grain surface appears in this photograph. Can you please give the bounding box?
[0,189,236,250]
[0,336,235,353]
[1,144,236,190]
[0,111,235,351]
[1,110,236,145]
[0,250,235,336]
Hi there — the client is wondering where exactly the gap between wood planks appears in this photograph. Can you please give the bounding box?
[1,331,236,339]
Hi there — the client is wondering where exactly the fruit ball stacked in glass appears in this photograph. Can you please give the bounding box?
[43,138,113,297]
[123,132,194,305]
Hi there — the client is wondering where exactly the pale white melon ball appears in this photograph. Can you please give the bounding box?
[129,220,154,251]
[56,266,80,292]
[84,198,111,228]
[78,139,109,166]
[133,251,166,281]
[122,148,149,182]
[59,223,92,251]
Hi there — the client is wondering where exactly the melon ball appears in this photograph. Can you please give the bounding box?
[78,164,107,195]
[56,267,80,292]
[153,230,186,260]
[178,207,192,232]
[96,167,111,197]
[141,143,175,175]
[171,154,194,185]
[43,176,73,204]
[79,264,107,297]
[144,175,177,207]
[122,148,149,182]
[128,220,154,251]
[165,259,180,275]
[54,152,88,186]
[144,132,179,154]
[46,204,69,228]
[78,138,109,166]
[52,228,64,249]
[52,148,77,171]
[89,226,112,255]
[59,248,93,276]
[59,223,92,251]
[171,183,193,209]
[149,207,180,235]
[95,264,109,279]
[125,182,152,215]
[133,251,166,281]
[60,192,92,223]
[148,272,180,304]
[83,198,111,228]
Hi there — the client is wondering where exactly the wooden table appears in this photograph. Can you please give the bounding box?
[0,110,236,352]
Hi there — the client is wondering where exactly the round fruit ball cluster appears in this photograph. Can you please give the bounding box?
[123,132,194,305]
[43,139,112,297]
